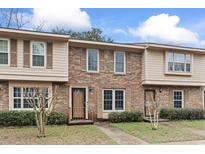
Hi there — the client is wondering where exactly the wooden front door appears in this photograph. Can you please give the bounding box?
[72,88,86,120]
[144,90,155,117]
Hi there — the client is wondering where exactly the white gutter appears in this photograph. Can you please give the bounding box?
[0,28,70,39]
[69,39,145,49]
[144,43,205,53]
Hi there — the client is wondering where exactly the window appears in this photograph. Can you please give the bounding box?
[32,42,46,67]
[104,90,113,110]
[173,90,184,108]
[115,90,124,110]
[13,87,21,108]
[167,52,192,73]
[12,87,49,110]
[103,89,125,111]
[87,49,99,72]
[114,51,125,74]
[0,39,9,65]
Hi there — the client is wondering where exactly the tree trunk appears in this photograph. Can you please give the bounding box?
[35,111,44,138]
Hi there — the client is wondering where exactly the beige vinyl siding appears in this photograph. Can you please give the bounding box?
[23,40,30,68]
[17,40,24,67]
[144,49,205,86]
[0,39,68,82]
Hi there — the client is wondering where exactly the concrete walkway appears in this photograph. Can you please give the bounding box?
[96,122,148,145]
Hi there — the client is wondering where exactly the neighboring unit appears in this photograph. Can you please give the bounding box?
[0,28,204,123]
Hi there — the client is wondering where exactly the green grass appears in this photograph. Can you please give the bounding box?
[110,122,205,144]
[0,125,116,145]
[172,120,205,130]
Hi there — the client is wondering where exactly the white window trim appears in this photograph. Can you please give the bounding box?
[102,89,125,112]
[11,87,50,111]
[86,48,99,73]
[30,41,46,68]
[0,38,10,66]
[114,51,126,74]
[165,51,193,75]
[173,90,184,108]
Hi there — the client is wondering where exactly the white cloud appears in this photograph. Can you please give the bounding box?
[128,13,202,46]
[114,28,127,35]
[199,40,205,46]
[31,8,91,31]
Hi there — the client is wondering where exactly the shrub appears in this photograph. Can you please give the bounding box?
[47,112,67,125]
[160,108,205,120]
[108,111,143,123]
[0,111,36,126]
[0,111,67,126]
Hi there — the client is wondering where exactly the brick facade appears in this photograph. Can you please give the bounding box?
[0,47,204,119]
[144,85,204,109]
[64,47,144,119]
[0,81,9,111]
[52,82,69,114]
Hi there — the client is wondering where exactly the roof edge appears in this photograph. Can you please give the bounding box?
[0,27,70,39]
[69,39,145,49]
[132,42,205,52]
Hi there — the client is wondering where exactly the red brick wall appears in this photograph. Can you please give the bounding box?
[144,85,203,109]
[63,47,144,119]
[0,81,9,111]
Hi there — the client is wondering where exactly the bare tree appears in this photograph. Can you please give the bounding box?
[24,86,57,137]
[13,9,30,29]
[146,92,161,130]
[32,19,45,32]
[0,8,44,31]
[0,9,13,28]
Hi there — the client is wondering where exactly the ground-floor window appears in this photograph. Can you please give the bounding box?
[173,90,184,108]
[13,87,49,110]
[103,89,125,111]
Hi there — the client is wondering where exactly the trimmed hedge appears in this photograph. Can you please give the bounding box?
[160,108,205,120]
[0,111,67,126]
[108,111,143,123]
[0,111,36,126]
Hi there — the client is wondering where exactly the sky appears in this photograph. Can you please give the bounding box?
[1,8,205,47]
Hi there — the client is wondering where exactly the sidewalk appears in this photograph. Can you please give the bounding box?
[96,122,148,145]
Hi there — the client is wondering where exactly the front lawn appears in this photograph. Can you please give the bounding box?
[172,120,205,130]
[0,125,116,145]
[110,122,205,144]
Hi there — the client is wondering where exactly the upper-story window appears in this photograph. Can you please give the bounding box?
[114,51,125,74]
[87,49,99,72]
[167,52,192,73]
[31,42,46,67]
[0,39,9,65]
